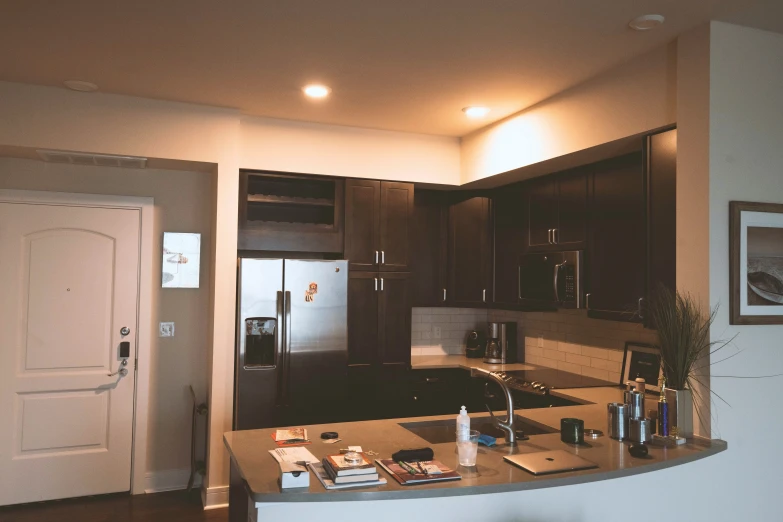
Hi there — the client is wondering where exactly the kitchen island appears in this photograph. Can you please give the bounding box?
[224,383,726,522]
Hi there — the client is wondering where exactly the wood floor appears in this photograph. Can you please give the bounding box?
[0,490,228,522]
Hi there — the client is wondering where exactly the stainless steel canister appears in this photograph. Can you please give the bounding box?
[630,418,653,444]
[627,390,645,420]
[607,403,629,440]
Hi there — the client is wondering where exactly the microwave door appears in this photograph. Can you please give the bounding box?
[519,253,557,305]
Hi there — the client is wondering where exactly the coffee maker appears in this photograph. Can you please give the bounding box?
[484,322,518,364]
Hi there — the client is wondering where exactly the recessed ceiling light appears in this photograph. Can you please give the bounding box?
[303,84,331,99]
[63,80,98,92]
[462,106,490,118]
[629,14,665,31]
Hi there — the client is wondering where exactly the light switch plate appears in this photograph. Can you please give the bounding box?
[159,322,175,338]
[537,335,544,348]
[433,326,442,339]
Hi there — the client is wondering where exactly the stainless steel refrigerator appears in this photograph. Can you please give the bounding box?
[234,258,348,430]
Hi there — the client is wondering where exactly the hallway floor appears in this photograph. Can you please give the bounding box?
[0,490,228,522]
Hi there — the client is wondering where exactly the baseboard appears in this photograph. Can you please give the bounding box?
[144,468,202,494]
[201,484,229,510]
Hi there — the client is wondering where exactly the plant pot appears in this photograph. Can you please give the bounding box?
[665,388,693,439]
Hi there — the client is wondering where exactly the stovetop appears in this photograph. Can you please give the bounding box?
[493,368,617,395]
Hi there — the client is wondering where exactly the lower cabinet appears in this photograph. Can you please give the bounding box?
[346,271,412,420]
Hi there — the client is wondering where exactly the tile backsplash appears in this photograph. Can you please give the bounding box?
[412,307,659,383]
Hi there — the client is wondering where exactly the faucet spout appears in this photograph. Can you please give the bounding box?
[470,367,518,446]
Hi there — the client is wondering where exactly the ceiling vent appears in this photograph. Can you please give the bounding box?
[36,149,147,169]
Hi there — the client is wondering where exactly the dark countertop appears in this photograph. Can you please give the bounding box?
[224,383,727,503]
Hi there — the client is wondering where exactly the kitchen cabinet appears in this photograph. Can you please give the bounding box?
[526,169,587,251]
[647,128,677,308]
[492,183,525,307]
[586,152,646,322]
[238,171,344,252]
[411,189,449,307]
[347,271,412,418]
[448,195,493,307]
[345,179,413,272]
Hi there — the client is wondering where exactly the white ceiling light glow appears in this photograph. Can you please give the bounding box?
[628,14,665,31]
[303,84,331,98]
[63,80,98,92]
[463,106,490,118]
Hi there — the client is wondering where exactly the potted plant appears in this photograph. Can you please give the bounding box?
[648,284,729,438]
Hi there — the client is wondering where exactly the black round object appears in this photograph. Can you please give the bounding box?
[629,443,649,458]
[320,431,339,440]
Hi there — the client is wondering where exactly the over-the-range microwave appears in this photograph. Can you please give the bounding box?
[518,250,583,308]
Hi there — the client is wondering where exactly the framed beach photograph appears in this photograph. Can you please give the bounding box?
[730,201,783,324]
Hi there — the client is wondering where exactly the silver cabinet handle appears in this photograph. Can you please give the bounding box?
[552,228,558,244]
[586,293,591,310]
[547,229,551,244]
[380,278,384,291]
[108,359,128,377]
[375,251,379,264]
[374,278,378,291]
[381,251,385,264]
[443,288,447,302]
[638,297,645,319]
[482,289,486,302]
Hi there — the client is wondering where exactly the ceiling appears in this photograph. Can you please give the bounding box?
[0,1,778,137]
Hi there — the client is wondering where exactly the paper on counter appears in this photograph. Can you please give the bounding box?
[269,446,319,464]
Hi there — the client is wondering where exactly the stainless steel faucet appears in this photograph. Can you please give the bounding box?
[470,368,518,446]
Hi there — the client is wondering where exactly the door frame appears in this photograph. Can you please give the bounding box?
[0,189,154,496]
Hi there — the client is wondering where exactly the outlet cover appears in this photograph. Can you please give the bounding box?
[159,322,175,338]
[433,326,442,339]
[537,335,544,348]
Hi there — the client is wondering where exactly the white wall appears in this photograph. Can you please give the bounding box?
[460,43,677,184]
[0,159,213,484]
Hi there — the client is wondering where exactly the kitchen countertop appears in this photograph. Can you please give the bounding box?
[410,354,536,372]
[224,384,727,503]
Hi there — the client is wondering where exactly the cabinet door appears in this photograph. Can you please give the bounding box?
[378,272,412,367]
[411,190,448,306]
[555,169,588,247]
[345,179,380,271]
[587,152,646,321]
[449,196,492,306]
[493,185,524,307]
[347,271,380,366]
[379,182,414,272]
[527,178,558,248]
[647,129,677,305]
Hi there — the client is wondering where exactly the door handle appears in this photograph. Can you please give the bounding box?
[375,277,378,291]
[585,293,591,310]
[375,251,379,264]
[275,291,285,404]
[381,251,385,265]
[108,359,128,377]
[380,278,384,291]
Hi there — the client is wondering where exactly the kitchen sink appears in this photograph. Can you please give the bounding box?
[399,416,557,444]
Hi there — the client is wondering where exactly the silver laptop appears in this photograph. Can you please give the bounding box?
[504,450,598,475]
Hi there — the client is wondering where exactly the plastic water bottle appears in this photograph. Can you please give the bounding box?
[456,405,470,443]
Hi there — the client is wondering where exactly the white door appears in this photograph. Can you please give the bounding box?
[0,202,140,506]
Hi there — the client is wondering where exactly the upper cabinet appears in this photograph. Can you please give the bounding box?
[526,169,587,251]
[646,128,677,299]
[411,190,449,307]
[448,195,492,307]
[345,180,413,272]
[585,152,646,321]
[238,171,344,253]
[492,184,525,308]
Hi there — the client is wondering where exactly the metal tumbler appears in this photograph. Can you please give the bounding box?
[607,403,629,440]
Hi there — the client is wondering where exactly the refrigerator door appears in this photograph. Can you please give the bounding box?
[283,260,348,414]
[235,258,284,430]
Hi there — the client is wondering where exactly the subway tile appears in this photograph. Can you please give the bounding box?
[411,331,421,340]
[590,358,611,370]
[421,331,432,340]
[411,323,429,332]
[557,341,582,355]
[565,353,591,366]
[542,338,560,350]
[526,355,542,366]
[525,346,544,358]
[581,366,610,381]
[581,345,610,360]
[606,349,625,362]
[538,357,559,369]
[557,361,582,375]
[542,349,566,362]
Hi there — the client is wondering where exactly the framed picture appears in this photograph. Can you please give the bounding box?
[162,232,201,288]
[620,342,662,393]
[730,201,783,325]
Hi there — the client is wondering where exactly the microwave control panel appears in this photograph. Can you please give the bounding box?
[562,265,575,301]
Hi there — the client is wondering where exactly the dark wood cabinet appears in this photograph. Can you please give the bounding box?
[448,195,492,307]
[493,184,525,307]
[411,190,448,307]
[378,272,412,366]
[647,128,677,305]
[526,169,587,251]
[347,271,380,367]
[586,152,646,321]
[238,171,344,252]
[345,179,413,272]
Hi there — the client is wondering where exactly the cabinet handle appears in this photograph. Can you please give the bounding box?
[381,251,385,264]
[553,228,558,244]
[380,278,384,291]
[482,289,486,302]
[443,288,447,302]
[638,297,645,319]
[374,278,378,291]
[375,251,379,264]
[425,377,440,384]
[585,293,591,310]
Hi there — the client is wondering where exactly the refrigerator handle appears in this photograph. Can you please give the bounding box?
[275,291,285,406]
[283,290,292,406]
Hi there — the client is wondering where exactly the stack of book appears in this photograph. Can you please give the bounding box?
[311,453,386,490]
